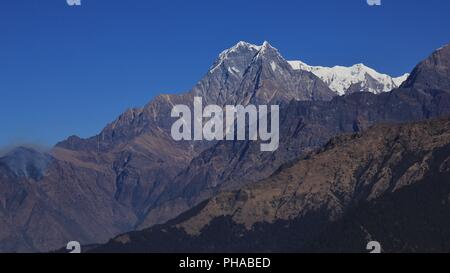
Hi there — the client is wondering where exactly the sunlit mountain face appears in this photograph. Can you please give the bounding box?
[1,41,450,253]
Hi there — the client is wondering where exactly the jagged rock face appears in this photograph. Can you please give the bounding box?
[402,44,450,91]
[91,118,450,253]
[1,43,450,253]
[0,42,336,252]
[138,45,450,230]
[180,118,450,232]
[194,41,335,105]
[139,87,450,228]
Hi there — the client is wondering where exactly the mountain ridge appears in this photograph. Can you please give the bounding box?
[0,41,336,252]
[288,60,409,95]
[1,42,449,253]
[90,117,450,253]
[136,43,450,228]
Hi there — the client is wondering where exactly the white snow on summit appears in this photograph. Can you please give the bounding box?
[208,41,409,96]
[210,41,261,72]
[392,73,410,87]
[289,60,409,96]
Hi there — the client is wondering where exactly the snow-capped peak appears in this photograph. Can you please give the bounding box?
[210,41,262,73]
[218,41,261,59]
[210,41,280,73]
[288,60,409,96]
[209,41,409,96]
[260,41,273,51]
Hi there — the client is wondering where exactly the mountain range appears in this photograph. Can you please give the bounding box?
[0,41,449,253]
[288,60,409,95]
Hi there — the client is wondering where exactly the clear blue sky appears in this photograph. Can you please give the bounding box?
[1,0,449,148]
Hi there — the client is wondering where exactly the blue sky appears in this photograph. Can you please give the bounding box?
[1,0,449,148]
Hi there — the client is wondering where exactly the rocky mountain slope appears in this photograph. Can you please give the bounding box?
[140,86,450,228]
[1,42,449,253]
[401,45,450,91]
[0,41,335,252]
[91,117,450,253]
[139,44,450,228]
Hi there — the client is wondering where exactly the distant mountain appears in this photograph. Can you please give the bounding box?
[137,44,450,229]
[90,117,450,253]
[1,42,449,253]
[199,41,335,104]
[288,60,409,95]
[0,41,336,252]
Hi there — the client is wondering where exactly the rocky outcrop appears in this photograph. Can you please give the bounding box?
[91,117,450,253]
[402,44,450,91]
